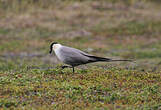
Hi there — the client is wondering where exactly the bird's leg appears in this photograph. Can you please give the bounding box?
[72,66,75,73]
[61,65,74,73]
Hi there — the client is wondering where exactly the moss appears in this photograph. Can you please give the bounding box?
[0,68,160,109]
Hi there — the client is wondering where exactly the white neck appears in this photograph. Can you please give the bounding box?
[52,44,62,52]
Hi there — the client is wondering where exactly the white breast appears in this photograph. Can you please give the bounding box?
[54,46,65,62]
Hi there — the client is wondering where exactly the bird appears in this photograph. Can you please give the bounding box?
[49,42,131,73]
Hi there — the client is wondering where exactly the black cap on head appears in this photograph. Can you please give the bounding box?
[49,42,58,54]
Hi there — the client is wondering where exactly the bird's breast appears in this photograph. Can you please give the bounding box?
[54,48,64,62]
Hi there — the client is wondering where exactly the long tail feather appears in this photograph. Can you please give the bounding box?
[81,53,132,62]
[108,59,132,62]
[87,56,132,62]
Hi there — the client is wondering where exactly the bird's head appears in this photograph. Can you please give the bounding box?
[49,42,61,54]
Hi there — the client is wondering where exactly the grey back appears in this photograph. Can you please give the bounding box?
[59,46,93,66]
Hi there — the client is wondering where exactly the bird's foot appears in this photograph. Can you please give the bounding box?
[61,65,72,69]
[61,66,68,69]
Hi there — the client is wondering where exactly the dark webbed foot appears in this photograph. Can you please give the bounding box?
[61,66,69,69]
[61,65,72,69]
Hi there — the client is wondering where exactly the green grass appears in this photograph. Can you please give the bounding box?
[0,40,24,52]
[91,20,161,36]
[0,28,11,35]
[124,50,161,59]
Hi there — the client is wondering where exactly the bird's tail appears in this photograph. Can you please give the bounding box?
[105,59,132,62]
[88,56,132,62]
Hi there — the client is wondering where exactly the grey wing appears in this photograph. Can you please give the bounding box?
[59,46,93,66]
